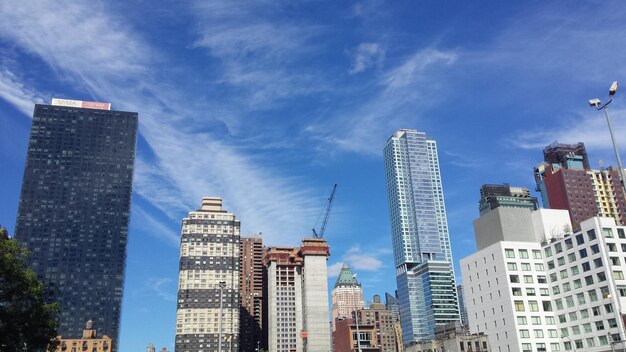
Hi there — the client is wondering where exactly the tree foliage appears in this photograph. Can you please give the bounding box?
[0,226,60,352]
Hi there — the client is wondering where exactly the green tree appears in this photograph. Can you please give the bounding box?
[0,226,60,352]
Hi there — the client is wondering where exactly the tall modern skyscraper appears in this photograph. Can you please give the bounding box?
[383,129,460,344]
[175,197,240,352]
[14,99,137,351]
[534,142,626,230]
[331,263,364,331]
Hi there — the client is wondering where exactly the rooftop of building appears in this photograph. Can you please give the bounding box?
[334,263,360,288]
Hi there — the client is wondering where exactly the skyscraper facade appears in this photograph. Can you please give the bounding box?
[534,142,626,230]
[239,235,265,351]
[383,129,460,344]
[331,263,364,331]
[456,285,468,328]
[175,197,240,352]
[385,292,400,323]
[14,99,137,351]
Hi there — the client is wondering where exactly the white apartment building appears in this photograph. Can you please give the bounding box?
[461,207,626,352]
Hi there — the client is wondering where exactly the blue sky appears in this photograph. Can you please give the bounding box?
[2,1,626,351]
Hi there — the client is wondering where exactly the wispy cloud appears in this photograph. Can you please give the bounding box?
[0,69,45,116]
[189,1,327,108]
[512,108,626,153]
[0,0,321,246]
[383,49,456,91]
[146,277,176,302]
[131,205,179,247]
[307,47,458,155]
[350,43,385,74]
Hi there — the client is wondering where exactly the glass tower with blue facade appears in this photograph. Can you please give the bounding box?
[383,129,460,344]
[15,101,138,352]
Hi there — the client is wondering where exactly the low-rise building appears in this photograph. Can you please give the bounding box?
[334,317,381,352]
[55,320,111,352]
[405,322,489,352]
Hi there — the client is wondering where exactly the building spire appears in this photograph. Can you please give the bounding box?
[333,263,359,288]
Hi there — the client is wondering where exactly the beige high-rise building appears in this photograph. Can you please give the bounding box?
[331,264,364,331]
[265,238,331,352]
[175,197,240,352]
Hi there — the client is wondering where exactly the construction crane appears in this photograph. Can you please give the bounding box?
[312,184,338,239]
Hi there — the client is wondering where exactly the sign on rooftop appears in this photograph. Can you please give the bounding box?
[51,98,111,110]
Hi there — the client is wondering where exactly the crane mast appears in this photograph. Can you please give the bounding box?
[312,184,338,239]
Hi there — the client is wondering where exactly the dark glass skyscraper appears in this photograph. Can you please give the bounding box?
[15,100,138,351]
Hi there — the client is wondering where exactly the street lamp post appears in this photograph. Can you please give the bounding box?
[218,281,227,352]
[352,274,362,352]
[589,81,626,197]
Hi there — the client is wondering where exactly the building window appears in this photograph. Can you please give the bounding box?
[519,330,530,338]
[515,301,525,312]
[575,234,585,245]
[545,247,553,257]
[517,316,527,325]
[510,275,520,283]
[507,263,518,270]
[533,250,542,259]
[505,249,515,258]
[529,301,539,312]
[614,271,624,280]
[520,249,529,258]
[588,229,596,241]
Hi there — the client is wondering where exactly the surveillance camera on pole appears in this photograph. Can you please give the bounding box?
[589,98,601,107]
[589,81,626,200]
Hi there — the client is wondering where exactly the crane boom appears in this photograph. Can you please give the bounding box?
[312,184,338,239]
